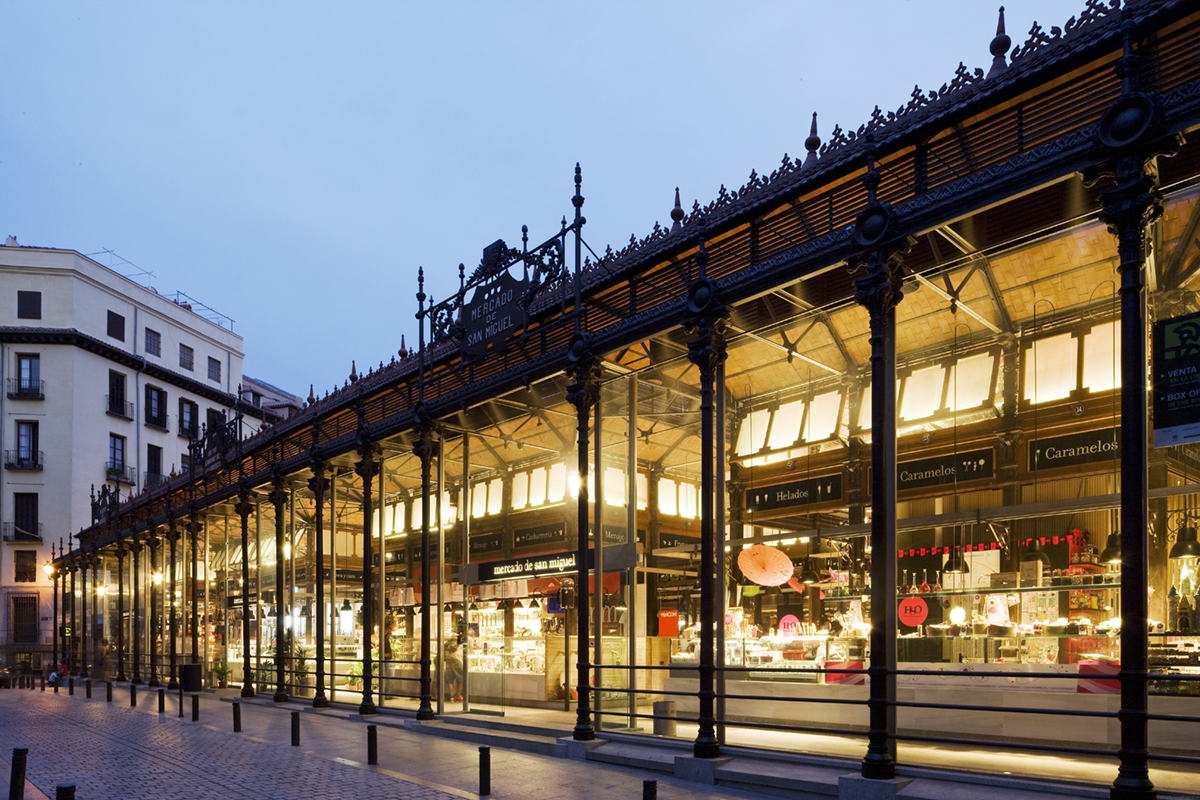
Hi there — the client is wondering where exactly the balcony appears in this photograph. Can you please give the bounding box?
[178,419,198,440]
[144,471,167,490]
[105,460,135,484]
[4,450,43,471]
[106,395,133,420]
[144,409,170,432]
[2,522,43,543]
[5,377,44,400]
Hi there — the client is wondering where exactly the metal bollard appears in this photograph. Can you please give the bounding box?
[130,684,137,708]
[54,785,74,800]
[157,688,165,714]
[643,779,657,800]
[232,701,241,732]
[53,678,58,695]
[479,746,491,796]
[367,724,378,765]
[291,711,300,746]
[9,746,28,800]
[191,694,199,722]
[106,682,113,703]
[85,680,91,700]
[177,688,183,718]
[67,678,73,696]
[40,675,45,692]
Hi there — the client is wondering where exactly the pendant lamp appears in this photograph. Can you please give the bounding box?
[942,541,969,574]
[1021,537,1051,566]
[798,558,820,584]
[1100,532,1122,564]
[1170,525,1200,561]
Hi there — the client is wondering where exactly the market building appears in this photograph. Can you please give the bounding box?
[48,2,1200,797]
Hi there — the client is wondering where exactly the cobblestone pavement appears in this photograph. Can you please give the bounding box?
[0,687,777,800]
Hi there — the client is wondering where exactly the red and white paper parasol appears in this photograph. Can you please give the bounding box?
[737,544,795,587]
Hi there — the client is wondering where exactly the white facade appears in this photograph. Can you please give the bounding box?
[0,242,264,669]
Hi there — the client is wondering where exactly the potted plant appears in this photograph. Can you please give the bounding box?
[211,663,232,689]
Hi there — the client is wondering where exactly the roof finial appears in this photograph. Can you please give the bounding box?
[307,384,315,405]
[349,360,358,382]
[802,112,821,169]
[670,187,684,232]
[400,334,406,356]
[987,7,1011,79]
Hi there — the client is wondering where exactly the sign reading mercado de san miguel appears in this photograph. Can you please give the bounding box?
[1153,310,1200,448]
[463,239,528,360]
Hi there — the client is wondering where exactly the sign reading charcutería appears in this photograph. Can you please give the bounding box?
[1153,310,1200,447]
[1029,427,1119,471]
[745,474,842,512]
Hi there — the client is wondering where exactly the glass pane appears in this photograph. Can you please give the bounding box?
[636,472,649,510]
[471,482,488,518]
[441,491,458,526]
[805,390,842,439]
[1083,322,1120,393]
[679,482,697,519]
[512,471,529,510]
[658,477,678,516]
[529,467,547,507]
[487,478,503,515]
[604,466,626,506]
[1024,332,1078,403]
[767,400,805,450]
[547,462,566,503]
[901,365,946,421]
[735,408,772,456]
[947,352,995,411]
[412,496,423,531]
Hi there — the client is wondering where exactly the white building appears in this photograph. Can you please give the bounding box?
[241,374,304,424]
[0,239,268,672]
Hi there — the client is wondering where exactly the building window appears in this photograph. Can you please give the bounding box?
[145,328,161,357]
[208,357,221,383]
[17,291,41,320]
[145,385,167,428]
[181,453,191,472]
[13,493,39,541]
[109,434,125,469]
[14,551,36,583]
[107,310,126,342]
[14,354,40,398]
[146,444,163,488]
[206,408,226,436]
[10,593,39,643]
[179,344,194,371]
[179,398,198,438]
[10,420,39,469]
[107,371,129,417]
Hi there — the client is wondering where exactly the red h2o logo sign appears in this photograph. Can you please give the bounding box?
[898,596,928,627]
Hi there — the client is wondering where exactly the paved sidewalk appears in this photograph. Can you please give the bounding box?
[0,687,775,800]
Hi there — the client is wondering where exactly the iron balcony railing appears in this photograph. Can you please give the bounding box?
[2,522,43,543]
[3,450,43,471]
[105,461,135,484]
[143,471,166,490]
[178,419,198,439]
[106,395,133,419]
[5,377,44,400]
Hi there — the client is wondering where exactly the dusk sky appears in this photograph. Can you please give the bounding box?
[3,1,1087,397]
